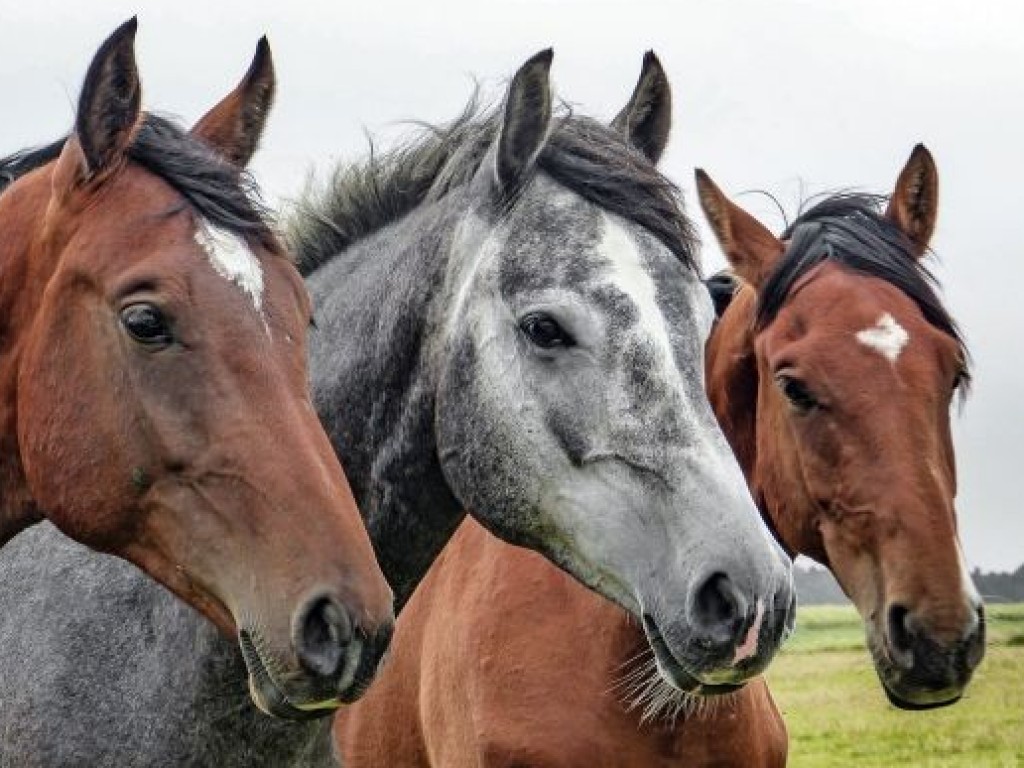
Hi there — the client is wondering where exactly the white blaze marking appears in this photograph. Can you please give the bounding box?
[598,213,684,393]
[733,598,764,665]
[194,221,264,313]
[856,312,909,363]
[598,215,784,633]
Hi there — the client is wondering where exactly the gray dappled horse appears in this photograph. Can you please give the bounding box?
[0,52,792,766]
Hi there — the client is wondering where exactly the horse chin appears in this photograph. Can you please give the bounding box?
[247,673,334,721]
[867,639,966,711]
[880,680,962,711]
[643,617,747,697]
[238,628,339,721]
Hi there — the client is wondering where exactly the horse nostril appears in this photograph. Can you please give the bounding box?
[692,572,745,643]
[886,604,915,671]
[294,595,354,678]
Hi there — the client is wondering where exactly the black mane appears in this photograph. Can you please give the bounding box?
[288,98,698,277]
[0,138,64,190]
[0,114,273,246]
[757,193,970,387]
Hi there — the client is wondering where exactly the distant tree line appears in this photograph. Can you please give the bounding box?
[793,565,849,606]
[793,563,1024,605]
[971,564,1024,603]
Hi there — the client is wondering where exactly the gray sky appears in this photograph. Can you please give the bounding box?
[2,0,1021,569]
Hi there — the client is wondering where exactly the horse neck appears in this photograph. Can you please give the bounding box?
[0,173,60,339]
[305,197,467,612]
[0,172,60,544]
[706,285,760,477]
[705,284,814,560]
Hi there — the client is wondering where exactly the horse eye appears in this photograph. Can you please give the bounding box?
[121,303,173,349]
[776,373,818,414]
[519,312,575,349]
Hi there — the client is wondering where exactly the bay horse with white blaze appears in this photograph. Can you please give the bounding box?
[334,140,984,764]
[0,20,393,720]
[698,149,983,708]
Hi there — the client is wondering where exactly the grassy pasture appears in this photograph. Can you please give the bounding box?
[765,604,1024,767]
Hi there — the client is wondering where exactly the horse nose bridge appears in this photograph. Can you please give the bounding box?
[673,434,757,513]
[194,413,394,630]
[195,393,327,473]
[677,452,786,577]
[219,402,347,506]
[876,504,970,608]
[874,436,957,508]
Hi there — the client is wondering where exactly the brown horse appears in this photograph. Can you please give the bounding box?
[0,20,393,718]
[334,142,983,765]
[697,150,983,709]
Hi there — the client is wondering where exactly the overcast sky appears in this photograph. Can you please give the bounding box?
[2,0,1021,570]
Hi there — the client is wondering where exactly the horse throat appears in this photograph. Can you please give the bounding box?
[706,287,759,479]
[304,203,467,613]
[706,285,824,563]
[0,184,60,546]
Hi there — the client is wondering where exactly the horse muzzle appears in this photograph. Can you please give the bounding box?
[238,592,395,720]
[871,603,985,710]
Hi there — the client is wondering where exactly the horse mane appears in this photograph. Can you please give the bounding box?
[287,96,698,277]
[0,114,274,247]
[757,193,970,391]
[0,138,65,192]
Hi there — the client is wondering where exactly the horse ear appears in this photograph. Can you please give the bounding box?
[191,37,276,168]
[495,48,554,195]
[885,143,938,259]
[695,169,785,290]
[74,17,142,179]
[611,51,671,164]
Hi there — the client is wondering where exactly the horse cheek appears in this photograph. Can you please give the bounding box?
[17,304,139,549]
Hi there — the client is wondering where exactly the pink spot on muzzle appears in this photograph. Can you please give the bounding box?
[732,599,764,665]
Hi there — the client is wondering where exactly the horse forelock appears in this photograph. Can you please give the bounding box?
[755,192,970,396]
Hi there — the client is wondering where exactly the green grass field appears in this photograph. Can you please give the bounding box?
[765,603,1024,767]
